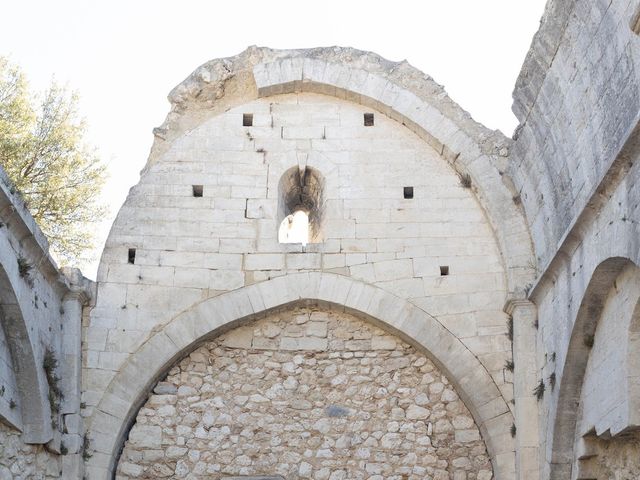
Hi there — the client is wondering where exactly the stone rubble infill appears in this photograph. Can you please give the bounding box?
[116,306,492,480]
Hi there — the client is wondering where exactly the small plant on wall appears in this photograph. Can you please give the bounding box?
[43,348,63,428]
[458,172,472,189]
[534,379,545,401]
[82,434,93,460]
[17,255,33,286]
[584,334,595,348]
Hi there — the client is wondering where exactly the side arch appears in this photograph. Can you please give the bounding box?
[627,298,640,428]
[86,272,514,479]
[0,263,51,443]
[549,257,637,478]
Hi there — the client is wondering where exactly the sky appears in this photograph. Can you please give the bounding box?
[1,0,547,279]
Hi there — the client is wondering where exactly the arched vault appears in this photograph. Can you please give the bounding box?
[88,272,515,479]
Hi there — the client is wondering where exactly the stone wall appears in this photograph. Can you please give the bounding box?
[116,306,492,480]
[0,166,92,478]
[86,73,518,477]
[578,263,640,437]
[508,1,640,478]
[575,433,640,479]
[511,0,640,270]
[87,89,511,412]
[0,405,61,479]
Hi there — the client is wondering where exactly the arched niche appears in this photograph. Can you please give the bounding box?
[277,165,325,245]
[549,257,640,478]
[0,263,51,443]
[115,303,494,479]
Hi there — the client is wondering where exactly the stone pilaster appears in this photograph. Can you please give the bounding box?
[60,268,93,479]
[506,298,540,480]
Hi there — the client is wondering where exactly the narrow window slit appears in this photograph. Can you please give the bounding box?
[192,185,203,197]
[128,248,136,264]
[403,186,414,199]
[440,266,449,276]
[243,113,253,126]
[364,113,374,126]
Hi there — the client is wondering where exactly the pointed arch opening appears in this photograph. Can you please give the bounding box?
[277,166,324,246]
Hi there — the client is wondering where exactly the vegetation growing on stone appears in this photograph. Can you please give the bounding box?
[43,347,63,420]
[534,379,545,401]
[458,172,472,189]
[17,255,31,278]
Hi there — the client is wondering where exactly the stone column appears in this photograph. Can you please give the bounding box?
[505,299,540,480]
[60,268,93,479]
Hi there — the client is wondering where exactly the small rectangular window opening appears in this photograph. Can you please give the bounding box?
[243,113,253,127]
[403,186,414,199]
[128,248,136,264]
[364,113,374,126]
[192,185,203,197]
[440,266,449,276]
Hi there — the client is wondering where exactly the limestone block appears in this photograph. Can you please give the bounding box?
[245,253,285,271]
[286,253,322,270]
[128,425,162,448]
[371,335,396,350]
[280,336,328,351]
[209,270,244,290]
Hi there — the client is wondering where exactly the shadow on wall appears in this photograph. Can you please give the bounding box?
[550,257,640,478]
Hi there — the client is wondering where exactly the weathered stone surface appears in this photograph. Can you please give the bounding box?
[116,307,490,479]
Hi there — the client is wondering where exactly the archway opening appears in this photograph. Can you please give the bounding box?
[277,166,324,245]
[115,303,493,480]
[278,208,310,246]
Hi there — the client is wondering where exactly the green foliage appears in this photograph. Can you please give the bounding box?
[0,57,106,265]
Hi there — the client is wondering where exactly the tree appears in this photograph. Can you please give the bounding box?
[0,57,107,265]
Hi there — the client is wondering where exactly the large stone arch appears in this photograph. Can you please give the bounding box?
[627,298,640,428]
[85,273,514,479]
[143,47,534,296]
[549,257,637,479]
[0,256,51,443]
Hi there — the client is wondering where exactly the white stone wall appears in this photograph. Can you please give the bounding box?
[0,168,90,477]
[511,0,640,269]
[578,263,640,437]
[116,306,492,480]
[0,316,20,425]
[528,116,640,479]
[86,92,511,415]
